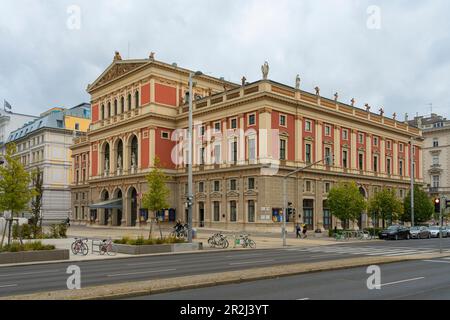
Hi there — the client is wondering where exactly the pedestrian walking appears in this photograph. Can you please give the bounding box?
[296,224,301,238]
[302,224,307,239]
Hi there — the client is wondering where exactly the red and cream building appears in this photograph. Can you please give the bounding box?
[70,52,423,231]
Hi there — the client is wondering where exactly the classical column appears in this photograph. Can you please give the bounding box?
[351,130,357,170]
[334,126,341,167]
[149,127,156,167]
[258,108,272,163]
[380,138,386,174]
[366,134,372,172]
[138,131,142,170]
[316,121,323,162]
[295,115,303,163]
[124,136,130,174]
[238,116,245,165]
[239,177,245,225]
[393,142,399,176]
[222,120,228,165]
[315,180,323,231]
[150,79,156,103]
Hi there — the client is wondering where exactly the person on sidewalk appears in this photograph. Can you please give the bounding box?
[296,224,302,238]
[302,224,308,239]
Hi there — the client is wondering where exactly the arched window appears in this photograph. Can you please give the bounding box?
[104,143,110,172]
[117,140,123,169]
[120,97,125,114]
[101,104,105,120]
[127,94,132,111]
[107,102,111,118]
[135,91,139,109]
[114,99,118,116]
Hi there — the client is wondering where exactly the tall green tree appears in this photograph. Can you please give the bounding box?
[402,186,434,224]
[142,158,170,239]
[327,181,367,229]
[368,188,403,228]
[0,144,34,246]
[30,167,43,238]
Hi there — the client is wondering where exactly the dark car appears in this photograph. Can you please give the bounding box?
[379,225,411,240]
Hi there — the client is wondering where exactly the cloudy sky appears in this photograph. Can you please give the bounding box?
[1,0,449,119]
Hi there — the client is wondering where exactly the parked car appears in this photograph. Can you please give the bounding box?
[409,226,431,239]
[445,226,450,237]
[428,226,447,238]
[379,225,411,240]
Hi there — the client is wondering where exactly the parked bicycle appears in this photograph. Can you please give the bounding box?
[208,233,229,249]
[170,223,189,239]
[71,238,89,256]
[237,234,256,249]
[99,238,117,256]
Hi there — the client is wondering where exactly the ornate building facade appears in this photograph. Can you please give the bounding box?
[71,52,423,232]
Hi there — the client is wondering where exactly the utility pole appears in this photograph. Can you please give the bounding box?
[410,137,415,227]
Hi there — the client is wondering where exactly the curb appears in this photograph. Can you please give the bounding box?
[3,253,449,300]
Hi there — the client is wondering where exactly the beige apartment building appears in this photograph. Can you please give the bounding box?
[70,52,423,232]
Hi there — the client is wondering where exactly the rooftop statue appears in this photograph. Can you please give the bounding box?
[261,61,269,80]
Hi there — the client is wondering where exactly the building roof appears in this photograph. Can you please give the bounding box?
[7,103,91,143]
[408,113,450,131]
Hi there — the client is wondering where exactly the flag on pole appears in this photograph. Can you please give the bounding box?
[4,100,12,111]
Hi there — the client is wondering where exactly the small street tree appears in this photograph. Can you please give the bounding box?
[368,188,403,228]
[327,181,367,229]
[142,158,170,239]
[30,167,44,238]
[0,144,34,246]
[402,186,434,224]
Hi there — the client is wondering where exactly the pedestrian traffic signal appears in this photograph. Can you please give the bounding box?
[434,198,441,213]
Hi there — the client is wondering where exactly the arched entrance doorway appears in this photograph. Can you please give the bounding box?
[101,190,110,226]
[198,202,205,227]
[112,189,123,226]
[127,187,138,227]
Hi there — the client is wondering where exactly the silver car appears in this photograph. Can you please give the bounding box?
[409,226,431,239]
[428,226,447,238]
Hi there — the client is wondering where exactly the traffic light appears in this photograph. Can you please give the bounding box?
[186,196,193,208]
[434,198,441,213]
[447,200,450,209]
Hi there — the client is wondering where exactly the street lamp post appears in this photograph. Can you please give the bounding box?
[187,71,202,243]
[282,157,329,246]
[410,137,415,227]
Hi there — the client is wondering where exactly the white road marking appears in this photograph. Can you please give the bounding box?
[296,298,310,300]
[381,277,425,287]
[423,260,450,264]
[126,260,180,266]
[226,254,263,258]
[0,284,18,289]
[107,268,177,277]
[229,259,274,266]
[0,270,61,278]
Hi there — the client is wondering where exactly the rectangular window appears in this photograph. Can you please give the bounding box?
[387,140,391,150]
[305,120,312,132]
[248,200,255,223]
[399,160,404,176]
[433,138,439,148]
[200,126,205,137]
[374,137,379,146]
[230,118,237,129]
[325,125,331,137]
[325,147,332,166]
[359,153,364,170]
[213,201,220,222]
[231,141,237,163]
[199,147,205,165]
[248,177,255,190]
[387,158,391,174]
[342,150,348,168]
[279,114,287,127]
[199,182,204,193]
[214,122,221,132]
[248,138,256,161]
[305,180,312,192]
[305,143,312,164]
[56,120,63,128]
[75,123,80,131]
[214,144,221,164]
[230,179,237,191]
[230,201,237,222]
[324,182,331,193]
[248,114,256,126]
[280,139,286,160]
[214,181,220,192]
[432,175,440,188]
[373,156,378,172]
[358,133,364,144]
[161,131,170,139]
[432,156,439,165]
[342,129,348,140]
[399,143,404,152]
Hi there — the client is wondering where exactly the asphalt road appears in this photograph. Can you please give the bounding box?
[135,258,450,300]
[0,238,449,298]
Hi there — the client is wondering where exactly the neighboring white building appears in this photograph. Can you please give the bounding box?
[0,109,38,156]
[6,103,91,222]
[410,114,450,200]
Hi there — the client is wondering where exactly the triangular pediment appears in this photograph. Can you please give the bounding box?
[88,60,148,93]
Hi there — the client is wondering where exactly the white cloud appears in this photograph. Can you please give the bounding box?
[0,0,449,119]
